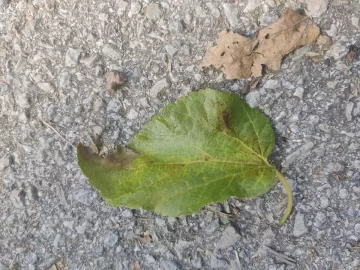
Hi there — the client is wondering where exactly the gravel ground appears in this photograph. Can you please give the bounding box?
[1,0,360,269]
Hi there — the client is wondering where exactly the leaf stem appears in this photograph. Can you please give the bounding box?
[275,169,293,224]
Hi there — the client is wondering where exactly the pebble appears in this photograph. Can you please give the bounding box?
[73,189,94,205]
[75,221,89,234]
[165,44,179,57]
[345,102,354,121]
[161,260,180,270]
[355,224,360,234]
[144,255,156,264]
[216,225,240,249]
[168,20,184,34]
[282,142,315,168]
[63,220,74,231]
[195,6,207,18]
[326,41,348,60]
[326,162,344,173]
[0,154,10,171]
[146,3,162,20]
[263,80,279,89]
[293,213,308,237]
[320,197,329,208]
[339,189,348,199]
[126,108,138,120]
[16,93,31,109]
[128,2,142,17]
[210,256,228,268]
[37,82,55,93]
[222,3,239,28]
[102,44,122,61]
[10,189,25,208]
[80,54,101,68]
[65,48,82,67]
[121,209,133,218]
[293,87,305,99]
[351,17,359,29]
[149,78,169,98]
[306,0,329,17]
[104,232,119,247]
[314,212,326,227]
[246,90,261,108]
[117,0,128,16]
[244,0,262,13]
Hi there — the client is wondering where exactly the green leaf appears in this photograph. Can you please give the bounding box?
[77,89,292,223]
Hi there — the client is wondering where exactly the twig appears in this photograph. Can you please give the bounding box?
[263,245,297,266]
[40,120,76,149]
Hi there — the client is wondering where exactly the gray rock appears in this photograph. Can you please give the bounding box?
[102,44,122,61]
[293,213,308,237]
[59,72,72,89]
[80,54,101,68]
[75,221,89,234]
[326,162,344,173]
[128,2,142,17]
[351,17,359,29]
[104,232,119,247]
[0,0,8,8]
[244,0,262,13]
[117,0,128,16]
[168,20,184,33]
[10,189,25,209]
[282,142,315,168]
[263,80,279,89]
[63,220,74,231]
[144,254,156,264]
[0,154,10,171]
[121,209,133,218]
[314,212,326,227]
[216,225,240,249]
[326,41,348,60]
[161,260,179,270]
[149,78,169,98]
[307,0,329,17]
[355,224,360,233]
[73,189,94,205]
[210,256,228,268]
[65,48,82,67]
[53,233,64,248]
[320,197,329,208]
[246,90,261,108]
[174,240,191,259]
[146,3,162,20]
[345,102,354,121]
[222,3,239,28]
[165,44,179,57]
[339,189,348,199]
[293,87,305,99]
[37,82,55,93]
[16,93,31,109]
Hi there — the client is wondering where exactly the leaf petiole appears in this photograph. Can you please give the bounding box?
[275,169,293,224]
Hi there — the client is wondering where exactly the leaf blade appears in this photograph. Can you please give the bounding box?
[78,89,277,216]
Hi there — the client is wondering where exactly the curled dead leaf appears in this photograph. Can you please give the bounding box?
[200,9,320,79]
[106,70,126,91]
[135,230,152,244]
[132,261,141,270]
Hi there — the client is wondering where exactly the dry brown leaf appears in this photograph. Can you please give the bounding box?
[132,261,141,270]
[316,34,333,52]
[135,230,152,244]
[200,9,320,79]
[105,70,126,91]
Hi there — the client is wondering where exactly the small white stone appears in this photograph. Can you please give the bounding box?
[126,108,138,120]
[222,3,239,28]
[102,43,122,61]
[149,78,169,98]
[117,0,128,16]
[345,102,354,121]
[339,189,348,199]
[216,225,240,249]
[263,80,279,89]
[99,13,109,22]
[244,0,262,13]
[16,93,31,109]
[37,82,55,93]
[307,0,329,17]
[128,2,142,17]
[293,87,305,99]
[293,213,308,237]
[351,17,359,29]
[320,197,329,208]
[65,48,82,67]
[63,220,74,231]
[104,232,119,247]
[314,212,326,227]
[121,209,133,218]
[146,3,162,20]
[355,224,360,234]
[246,90,261,108]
